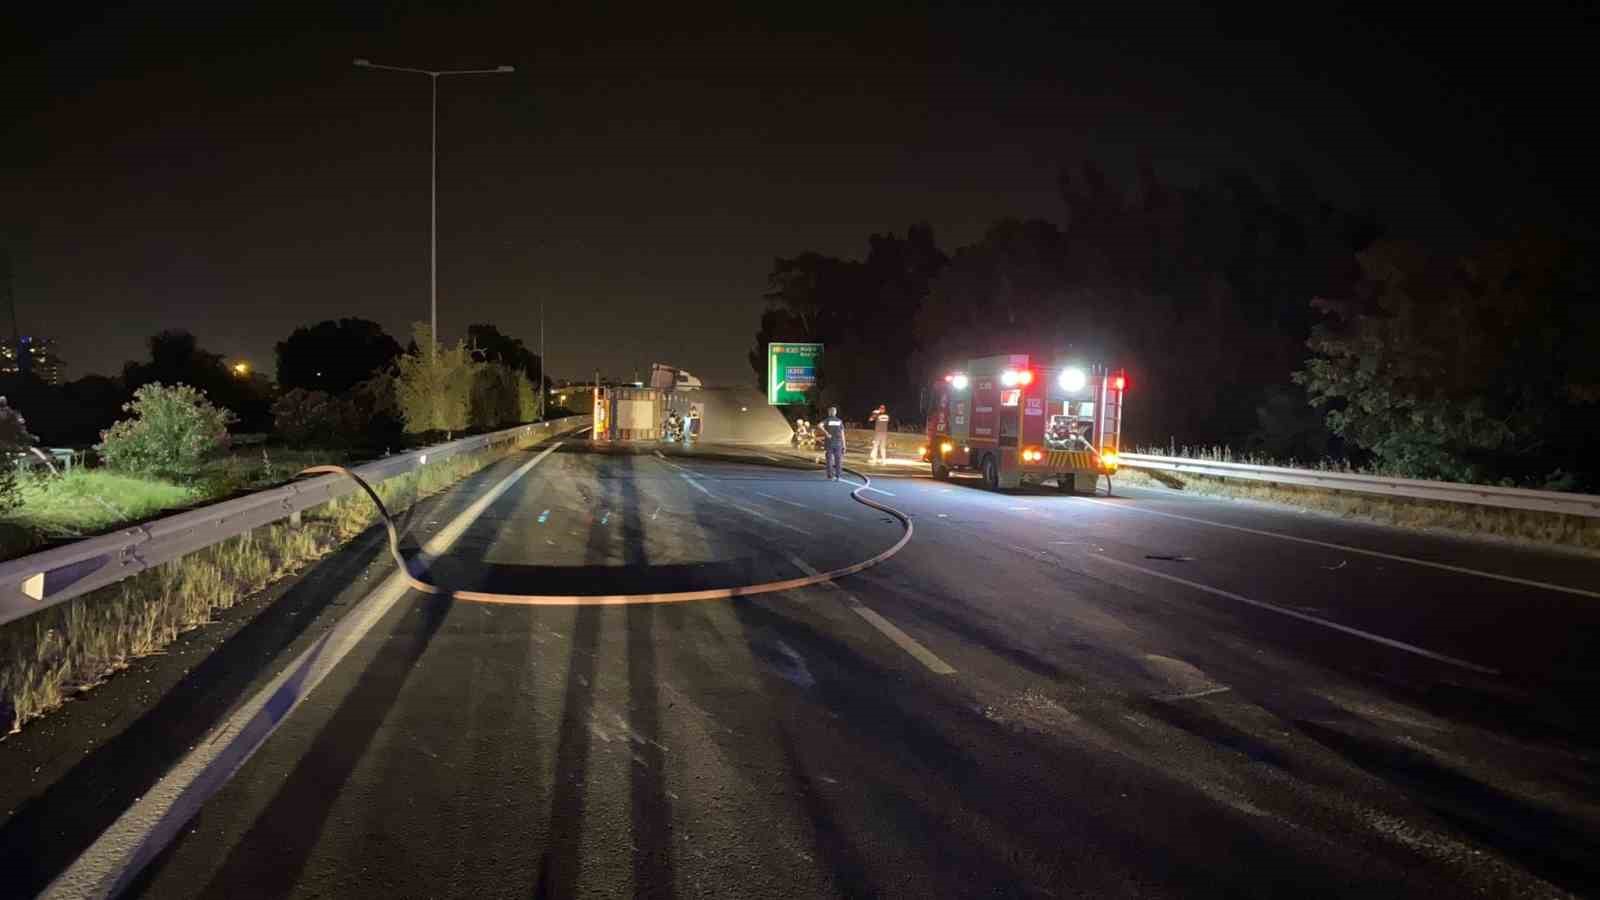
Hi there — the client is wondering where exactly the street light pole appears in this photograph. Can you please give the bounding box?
[354,58,514,359]
[430,74,437,356]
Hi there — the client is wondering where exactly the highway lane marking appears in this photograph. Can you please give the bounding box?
[46,441,567,900]
[1077,497,1600,600]
[678,472,713,496]
[756,491,808,508]
[787,554,956,675]
[755,491,853,522]
[670,469,815,536]
[722,498,816,537]
[1084,551,1500,675]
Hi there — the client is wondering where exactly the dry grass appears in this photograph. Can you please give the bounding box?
[1115,467,1600,554]
[0,432,550,735]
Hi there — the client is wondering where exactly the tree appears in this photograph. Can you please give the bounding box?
[1296,234,1600,487]
[466,323,542,382]
[750,226,947,419]
[469,363,522,429]
[394,324,472,435]
[275,318,402,394]
[124,331,271,432]
[0,397,36,513]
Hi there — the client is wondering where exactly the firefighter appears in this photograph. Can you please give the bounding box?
[869,404,890,464]
[820,406,846,480]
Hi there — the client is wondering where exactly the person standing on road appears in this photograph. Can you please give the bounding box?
[869,405,890,464]
[820,406,846,480]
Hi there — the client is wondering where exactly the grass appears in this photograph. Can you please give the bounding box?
[0,447,350,563]
[0,429,557,735]
[12,470,199,537]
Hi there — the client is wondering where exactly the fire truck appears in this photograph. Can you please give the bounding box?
[924,354,1126,492]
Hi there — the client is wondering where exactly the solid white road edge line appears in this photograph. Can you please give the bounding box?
[1085,551,1499,675]
[786,554,956,675]
[44,441,566,900]
[1078,496,1600,600]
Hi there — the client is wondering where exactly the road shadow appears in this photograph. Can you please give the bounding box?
[671,489,1430,898]
[0,511,418,896]
[535,451,677,898]
[183,587,456,897]
[1298,718,1600,895]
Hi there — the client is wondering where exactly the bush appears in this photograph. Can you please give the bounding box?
[518,375,540,422]
[273,375,402,449]
[272,389,348,448]
[97,383,236,476]
[0,397,37,513]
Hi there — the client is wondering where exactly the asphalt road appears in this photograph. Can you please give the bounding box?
[6,440,1599,898]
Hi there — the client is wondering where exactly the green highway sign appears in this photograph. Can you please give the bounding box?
[767,342,823,405]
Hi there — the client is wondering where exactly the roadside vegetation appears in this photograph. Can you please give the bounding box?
[0,318,554,564]
[1115,457,1600,555]
[0,314,574,733]
[0,429,561,734]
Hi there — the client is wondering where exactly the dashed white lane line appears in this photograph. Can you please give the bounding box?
[755,491,853,522]
[787,554,956,675]
[1084,551,1499,675]
[678,472,712,496]
[723,499,815,537]
[756,491,807,508]
[669,467,814,536]
[45,442,567,900]
[1076,497,1600,600]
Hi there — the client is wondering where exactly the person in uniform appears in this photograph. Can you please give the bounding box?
[820,407,846,480]
[869,404,890,464]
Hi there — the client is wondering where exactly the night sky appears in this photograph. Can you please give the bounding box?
[6,3,1593,386]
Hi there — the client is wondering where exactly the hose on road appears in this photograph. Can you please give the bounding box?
[299,462,912,606]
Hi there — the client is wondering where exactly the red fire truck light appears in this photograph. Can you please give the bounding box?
[1113,375,1127,391]
[950,373,969,390]
[1017,369,1034,386]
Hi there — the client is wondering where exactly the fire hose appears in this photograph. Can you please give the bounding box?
[299,461,913,606]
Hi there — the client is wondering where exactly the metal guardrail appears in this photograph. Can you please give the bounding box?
[1118,453,1600,519]
[0,416,591,627]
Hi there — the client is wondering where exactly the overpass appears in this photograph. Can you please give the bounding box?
[2,429,1597,898]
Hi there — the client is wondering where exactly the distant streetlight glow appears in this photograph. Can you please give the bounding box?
[232,362,250,377]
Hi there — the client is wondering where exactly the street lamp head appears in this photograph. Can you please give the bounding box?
[353,58,372,67]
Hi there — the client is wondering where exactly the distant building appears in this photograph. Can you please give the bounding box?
[0,336,65,385]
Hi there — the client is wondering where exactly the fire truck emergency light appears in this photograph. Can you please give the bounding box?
[1058,367,1087,392]
[1017,369,1034,386]
[949,373,969,390]
[1113,374,1127,391]
[1000,369,1019,387]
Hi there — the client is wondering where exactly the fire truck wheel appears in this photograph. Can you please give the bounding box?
[931,459,950,480]
[981,455,999,491]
